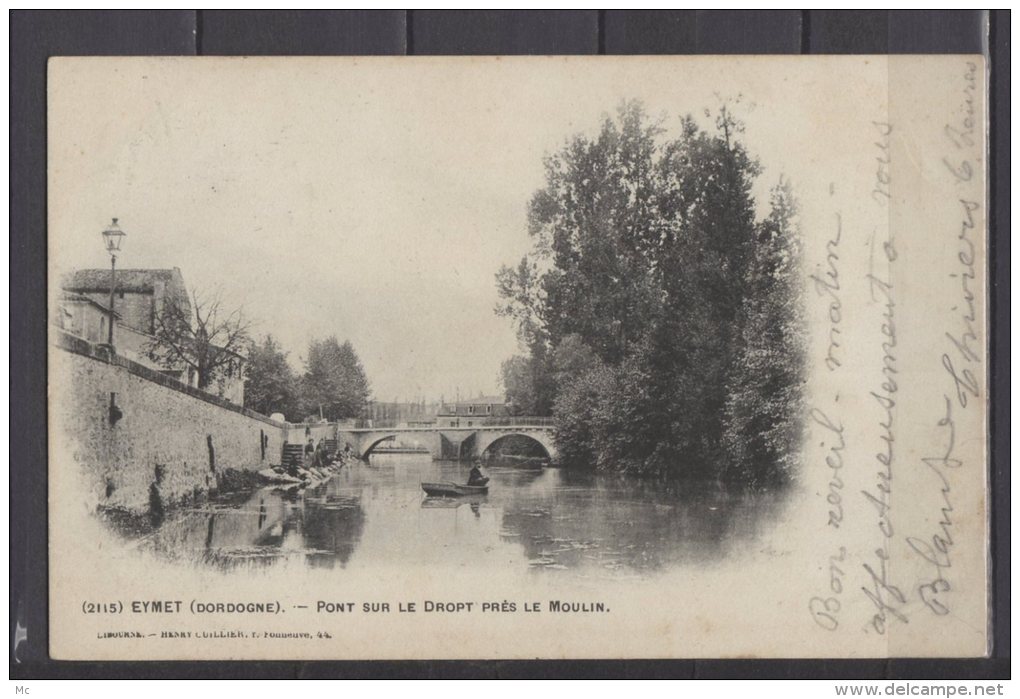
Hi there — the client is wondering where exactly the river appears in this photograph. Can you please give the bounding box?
[138,454,789,580]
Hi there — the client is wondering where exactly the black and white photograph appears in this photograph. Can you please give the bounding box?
[46,55,988,660]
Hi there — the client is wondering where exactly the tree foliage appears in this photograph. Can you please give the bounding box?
[722,179,805,486]
[301,336,371,421]
[499,351,555,417]
[496,100,806,485]
[243,334,301,420]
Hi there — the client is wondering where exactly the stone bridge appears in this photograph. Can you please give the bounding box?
[336,424,557,462]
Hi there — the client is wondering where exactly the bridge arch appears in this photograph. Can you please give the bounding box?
[360,434,397,458]
[346,431,442,460]
[476,431,556,461]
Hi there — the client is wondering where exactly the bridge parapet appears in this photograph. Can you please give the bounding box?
[479,416,554,427]
[349,417,553,430]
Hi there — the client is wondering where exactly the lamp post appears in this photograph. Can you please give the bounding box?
[101,218,126,347]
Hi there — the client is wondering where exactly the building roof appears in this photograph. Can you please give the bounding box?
[62,268,185,294]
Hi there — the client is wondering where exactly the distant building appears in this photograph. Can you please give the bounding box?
[437,395,509,427]
[57,267,245,405]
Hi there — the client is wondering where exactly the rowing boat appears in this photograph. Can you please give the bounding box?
[421,480,489,497]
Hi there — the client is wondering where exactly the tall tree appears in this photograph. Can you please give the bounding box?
[723,179,806,485]
[302,336,371,420]
[244,334,301,420]
[148,289,250,391]
[496,99,804,484]
[335,340,371,418]
[641,105,763,472]
[499,101,662,364]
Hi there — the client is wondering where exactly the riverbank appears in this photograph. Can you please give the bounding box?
[100,451,360,538]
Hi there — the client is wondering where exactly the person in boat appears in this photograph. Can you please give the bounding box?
[467,463,487,486]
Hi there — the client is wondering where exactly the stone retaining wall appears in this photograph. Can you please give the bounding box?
[52,331,287,514]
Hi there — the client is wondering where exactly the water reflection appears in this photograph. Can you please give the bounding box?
[301,487,366,569]
[498,469,780,574]
[137,454,788,578]
[140,478,366,572]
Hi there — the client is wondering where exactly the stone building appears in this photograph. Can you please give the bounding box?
[62,267,190,335]
[436,395,509,427]
[58,267,245,405]
[54,292,114,345]
[54,292,155,367]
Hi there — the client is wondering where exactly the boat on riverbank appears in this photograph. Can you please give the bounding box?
[421,481,489,497]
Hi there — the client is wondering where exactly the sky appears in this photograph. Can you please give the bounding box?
[48,56,873,400]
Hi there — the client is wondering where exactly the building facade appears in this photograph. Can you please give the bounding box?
[436,396,509,427]
[58,267,246,405]
[63,267,191,336]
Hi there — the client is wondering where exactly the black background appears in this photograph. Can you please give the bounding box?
[10,9,1010,680]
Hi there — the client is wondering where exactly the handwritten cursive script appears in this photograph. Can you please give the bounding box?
[906,396,961,616]
[859,121,908,635]
[810,205,844,373]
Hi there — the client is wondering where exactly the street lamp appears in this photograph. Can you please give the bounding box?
[101,218,126,346]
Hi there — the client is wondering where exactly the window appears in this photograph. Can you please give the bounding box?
[486,404,492,414]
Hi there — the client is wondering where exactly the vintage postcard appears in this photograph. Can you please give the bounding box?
[47,56,988,660]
